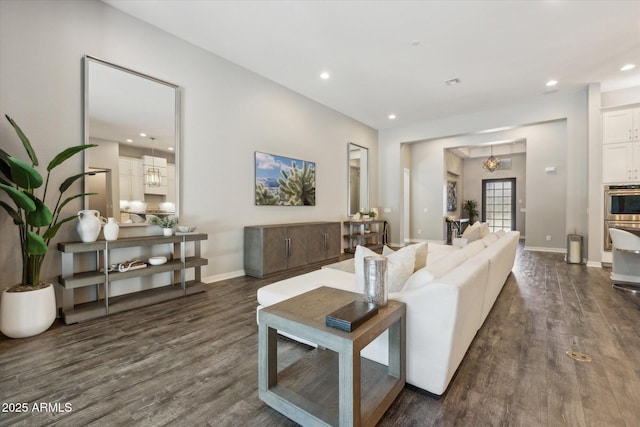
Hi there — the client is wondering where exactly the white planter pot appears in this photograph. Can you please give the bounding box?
[163,228,174,237]
[103,217,120,241]
[0,283,56,338]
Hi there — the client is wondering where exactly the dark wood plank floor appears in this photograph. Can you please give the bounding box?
[1,244,639,426]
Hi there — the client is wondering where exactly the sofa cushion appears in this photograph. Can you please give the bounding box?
[479,222,490,238]
[425,250,468,278]
[355,244,416,293]
[481,232,499,247]
[460,240,485,258]
[403,267,436,291]
[383,242,428,272]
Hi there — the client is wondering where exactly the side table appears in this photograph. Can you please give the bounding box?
[258,286,406,426]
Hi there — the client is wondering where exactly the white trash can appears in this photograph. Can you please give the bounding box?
[566,234,583,264]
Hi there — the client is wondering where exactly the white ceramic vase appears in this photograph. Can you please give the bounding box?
[163,227,174,237]
[77,210,101,243]
[0,283,56,338]
[103,217,119,241]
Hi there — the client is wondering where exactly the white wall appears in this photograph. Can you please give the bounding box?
[0,0,378,289]
[406,121,565,249]
[379,90,587,255]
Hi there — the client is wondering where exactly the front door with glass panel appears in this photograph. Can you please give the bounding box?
[482,178,516,232]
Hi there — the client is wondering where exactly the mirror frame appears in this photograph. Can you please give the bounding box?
[82,55,181,222]
[347,142,369,216]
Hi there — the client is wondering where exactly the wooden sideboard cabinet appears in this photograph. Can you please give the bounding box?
[244,222,340,278]
[58,233,208,324]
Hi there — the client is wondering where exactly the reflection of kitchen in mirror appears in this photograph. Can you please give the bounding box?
[84,56,179,225]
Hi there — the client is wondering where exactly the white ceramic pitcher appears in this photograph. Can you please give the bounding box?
[77,210,101,243]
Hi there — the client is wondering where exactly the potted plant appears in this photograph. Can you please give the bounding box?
[462,199,479,225]
[0,115,97,338]
[359,209,377,220]
[148,215,178,236]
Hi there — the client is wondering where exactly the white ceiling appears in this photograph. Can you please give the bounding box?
[103,0,640,131]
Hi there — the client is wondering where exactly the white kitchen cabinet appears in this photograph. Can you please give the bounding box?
[602,107,640,144]
[602,142,640,183]
[118,157,144,201]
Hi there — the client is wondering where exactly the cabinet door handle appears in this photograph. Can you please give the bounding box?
[285,238,290,258]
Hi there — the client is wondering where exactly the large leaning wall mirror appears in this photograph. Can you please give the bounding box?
[348,142,369,216]
[83,55,180,224]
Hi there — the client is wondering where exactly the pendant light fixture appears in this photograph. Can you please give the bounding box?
[144,137,161,186]
[483,145,501,173]
[145,167,161,186]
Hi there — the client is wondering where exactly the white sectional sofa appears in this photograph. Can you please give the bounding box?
[256,229,520,396]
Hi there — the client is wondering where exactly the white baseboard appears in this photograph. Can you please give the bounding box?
[203,270,245,284]
[586,261,603,268]
[524,246,566,254]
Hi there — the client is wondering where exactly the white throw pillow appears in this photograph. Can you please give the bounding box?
[462,221,482,242]
[496,229,507,238]
[479,222,490,238]
[383,242,428,272]
[403,267,436,291]
[355,245,416,293]
[481,232,499,247]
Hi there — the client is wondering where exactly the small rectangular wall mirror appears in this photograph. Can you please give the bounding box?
[348,142,369,216]
[83,56,180,224]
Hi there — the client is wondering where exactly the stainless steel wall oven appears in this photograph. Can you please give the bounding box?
[604,185,640,250]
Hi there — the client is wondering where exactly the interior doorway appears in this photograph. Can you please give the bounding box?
[482,178,516,232]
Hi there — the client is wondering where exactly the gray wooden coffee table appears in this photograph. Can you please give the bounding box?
[258,286,406,427]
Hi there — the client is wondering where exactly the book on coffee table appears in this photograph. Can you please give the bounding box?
[325,301,379,332]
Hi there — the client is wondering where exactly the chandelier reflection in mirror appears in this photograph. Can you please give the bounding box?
[483,145,501,173]
[145,136,162,186]
[145,167,161,186]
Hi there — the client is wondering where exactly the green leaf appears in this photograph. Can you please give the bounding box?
[0,182,36,212]
[47,144,97,172]
[43,214,76,240]
[5,115,38,166]
[0,200,23,225]
[26,231,47,255]
[26,197,53,227]
[59,170,106,194]
[7,156,43,189]
[58,192,96,213]
[0,149,12,180]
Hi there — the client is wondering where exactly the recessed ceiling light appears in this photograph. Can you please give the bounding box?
[126,139,133,143]
[621,64,636,71]
[168,147,174,151]
[445,78,461,86]
[320,72,330,80]
[139,132,147,137]
[388,114,396,120]
[546,80,558,87]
